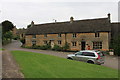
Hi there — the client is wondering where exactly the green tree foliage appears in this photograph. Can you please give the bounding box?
[113,35,120,56]
[52,45,63,51]
[1,20,14,45]
[2,31,13,45]
[3,31,13,40]
[20,38,25,45]
[62,42,70,51]
[27,24,31,28]
[2,20,14,34]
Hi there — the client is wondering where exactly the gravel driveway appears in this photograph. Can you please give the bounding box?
[2,40,119,78]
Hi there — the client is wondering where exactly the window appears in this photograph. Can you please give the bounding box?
[58,40,62,45]
[73,33,76,38]
[32,35,36,38]
[72,42,77,46]
[32,40,36,46]
[44,41,48,45]
[44,34,47,37]
[58,34,61,37]
[82,52,95,57]
[76,52,83,55]
[93,42,102,49]
[95,32,100,37]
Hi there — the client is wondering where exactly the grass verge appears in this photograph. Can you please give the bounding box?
[11,50,118,78]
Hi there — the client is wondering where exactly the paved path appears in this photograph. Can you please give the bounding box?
[2,50,24,78]
[2,41,24,78]
[2,40,119,78]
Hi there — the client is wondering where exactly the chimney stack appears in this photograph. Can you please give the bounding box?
[107,13,111,22]
[70,16,74,23]
[31,21,34,27]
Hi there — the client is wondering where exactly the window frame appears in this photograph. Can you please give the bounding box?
[72,33,77,38]
[58,33,62,37]
[72,41,77,46]
[93,41,102,49]
[58,40,62,45]
[32,40,36,46]
[95,32,100,37]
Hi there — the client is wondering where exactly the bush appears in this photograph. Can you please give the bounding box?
[21,45,32,49]
[112,36,120,56]
[62,42,70,51]
[23,44,51,50]
[52,45,63,51]
[20,38,25,45]
[39,45,48,50]
[39,44,51,50]
[13,35,20,40]
[32,45,39,49]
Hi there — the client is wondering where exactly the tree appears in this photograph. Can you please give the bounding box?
[113,35,120,56]
[27,24,31,28]
[2,20,14,34]
[3,31,13,40]
[1,20,14,45]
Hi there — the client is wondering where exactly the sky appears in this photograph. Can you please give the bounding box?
[0,0,119,28]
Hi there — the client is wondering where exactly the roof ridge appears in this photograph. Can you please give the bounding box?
[34,17,108,26]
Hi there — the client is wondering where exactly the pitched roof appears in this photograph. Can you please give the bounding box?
[26,17,111,35]
[17,29,27,34]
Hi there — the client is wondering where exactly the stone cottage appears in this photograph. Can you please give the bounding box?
[25,14,112,51]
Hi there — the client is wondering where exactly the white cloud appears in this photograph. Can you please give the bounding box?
[1,0,120,2]
[0,1,118,28]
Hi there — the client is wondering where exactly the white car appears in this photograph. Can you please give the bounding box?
[67,50,105,65]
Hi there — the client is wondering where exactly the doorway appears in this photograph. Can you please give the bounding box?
[81,41,86,50]
[49,40,54,48]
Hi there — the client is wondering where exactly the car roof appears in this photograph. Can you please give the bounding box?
[80,50,100,52]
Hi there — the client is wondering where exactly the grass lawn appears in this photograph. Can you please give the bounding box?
[0,48,4,50]
[11,50,118,78]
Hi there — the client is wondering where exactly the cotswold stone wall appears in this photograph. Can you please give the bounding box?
[25,32,110,51]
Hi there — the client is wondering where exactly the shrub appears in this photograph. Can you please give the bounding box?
[13,35,20,40]
[31,45,51,50]
[20,38,25,45]
[21,45,32,49]
[40,45,48,50]
[32,45,39,49]
[52,45,63,51]
[62,42,70,51]
[112,35,120,56]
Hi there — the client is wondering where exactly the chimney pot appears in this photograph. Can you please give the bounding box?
[107,13,111,22]
[31,21,34,27]
[70,16,74,23]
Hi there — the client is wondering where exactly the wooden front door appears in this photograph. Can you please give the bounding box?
[81,41,86,50]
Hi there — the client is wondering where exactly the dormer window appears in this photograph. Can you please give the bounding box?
[73,33,76,38]
[95,32,100,37]
[58,34,61,37]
